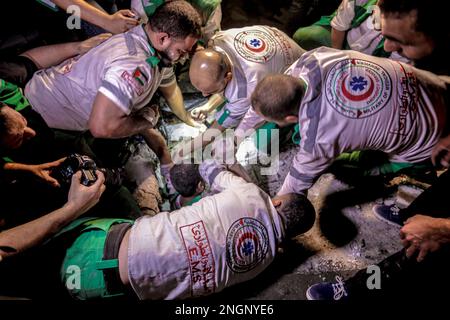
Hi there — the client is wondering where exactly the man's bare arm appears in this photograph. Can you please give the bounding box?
[0,172,105,260]
[331,28,346,50]
[140,128,172,165]
[20,33,111,69]
[89,92,155,138]
[159,82,198,127]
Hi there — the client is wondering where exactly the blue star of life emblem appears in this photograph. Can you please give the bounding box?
[350,76,368,91]
[242,241,254,256]
[249,38,261,48]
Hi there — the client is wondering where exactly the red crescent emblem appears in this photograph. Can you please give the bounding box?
[341,74,374,101]
[237,232,259,260]
[245,38,266,53]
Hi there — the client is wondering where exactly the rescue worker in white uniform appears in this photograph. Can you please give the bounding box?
[292,0,408,62]
[181,25,306,155]
[53,160,315,300]
[25,1,202,139]
[250,47,448,196]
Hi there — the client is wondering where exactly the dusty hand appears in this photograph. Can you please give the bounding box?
[191,105,209,122]
[66,171,106,215]
[400,214,450,262]
[28,158,66,187]
[139,105,160,127]
[77,33,112,55]
[106,10,139,34]
[431,134,450,168]
[184,115,202,128]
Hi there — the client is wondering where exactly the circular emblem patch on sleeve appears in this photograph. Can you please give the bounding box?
[233,30,276,63]
[325,59,392,119]
[226,217,269,273]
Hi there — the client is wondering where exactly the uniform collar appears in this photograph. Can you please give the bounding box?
[136,24,161,68]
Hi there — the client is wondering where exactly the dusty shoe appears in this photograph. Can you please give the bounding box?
[306,276,349,301]
[372,204,403,227]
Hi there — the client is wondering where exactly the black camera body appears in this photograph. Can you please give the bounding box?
[52,153,124,188]
[52,154,99,186]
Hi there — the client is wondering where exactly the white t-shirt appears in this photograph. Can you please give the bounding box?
[25,25,175,131]
[278,47,448,195]
[210,25,306,129]
[331,0,408,62]
[127,160,284,299]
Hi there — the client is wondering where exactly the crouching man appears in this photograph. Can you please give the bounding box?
[2,160,315,300]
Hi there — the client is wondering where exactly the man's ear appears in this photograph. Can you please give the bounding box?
[225,71,232,82]
[271,197,282,208]
[196,181,205,193]
[285,115,298,124]
[156,32,170,48]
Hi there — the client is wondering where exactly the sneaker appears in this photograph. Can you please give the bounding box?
[372,204,403,227]
[306,276,349,301]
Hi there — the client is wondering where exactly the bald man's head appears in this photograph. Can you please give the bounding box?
[189,49,232,96]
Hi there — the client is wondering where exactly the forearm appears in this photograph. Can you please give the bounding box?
[0,203,82,259]
[140,128,172,165]
[93,114,152,138]
[160,83,192,124]
[3,162,31,172]
[52,0,111,30]
[203,94,227,113]
[20,42,81,69]
[331,28,346,50]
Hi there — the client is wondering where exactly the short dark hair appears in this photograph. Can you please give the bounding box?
[378,0,447,42]
[170,163,203,197]
[251,74,304,121]
[278,194,316,238]
[149,0,202,39]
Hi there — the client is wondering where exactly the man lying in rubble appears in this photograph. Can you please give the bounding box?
[0,159,315,300]
[167,161,254,209]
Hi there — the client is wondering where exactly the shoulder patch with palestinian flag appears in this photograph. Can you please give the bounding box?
[121,67,149,96]
[133,67,148,87]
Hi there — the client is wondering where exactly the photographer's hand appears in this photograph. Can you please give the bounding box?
[3,158,66,187]
[28,158,67,187]
[0,171,106,260]
[66,171,106,216]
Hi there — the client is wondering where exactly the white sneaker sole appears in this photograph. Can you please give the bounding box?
[372,206,402,227]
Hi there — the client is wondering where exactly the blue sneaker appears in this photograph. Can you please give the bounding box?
[306,276,349,300]
[372,204,403,227]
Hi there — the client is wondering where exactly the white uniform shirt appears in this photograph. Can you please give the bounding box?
[331,0,408,62]
[210,25,305,129]
[278,47,448,195]
[25,25,175,131]
[127,160,284,300]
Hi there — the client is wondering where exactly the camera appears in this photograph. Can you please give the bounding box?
[51,153,123,187]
